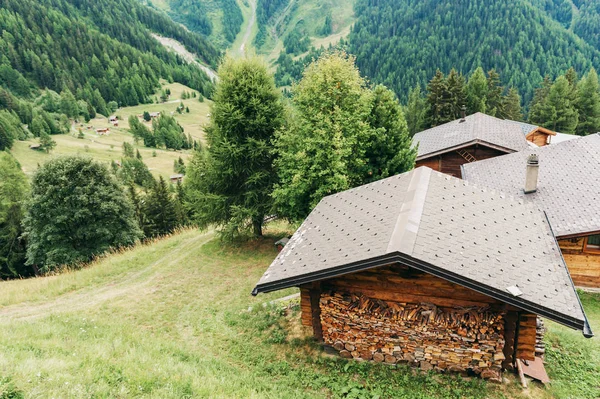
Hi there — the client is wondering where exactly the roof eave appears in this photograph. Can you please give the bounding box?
[416,140,518,161]
[252,252,591,337]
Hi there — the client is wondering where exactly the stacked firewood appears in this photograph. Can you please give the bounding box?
[320,292,505,379]
[535,317,546,359]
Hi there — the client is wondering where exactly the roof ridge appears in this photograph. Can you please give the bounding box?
[386,167,431,255]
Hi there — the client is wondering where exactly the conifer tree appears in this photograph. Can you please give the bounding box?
[576,68,600,136]
[39,132,56,153]
[143,176,178,237]
[499,87,523,121]
[186,57,284,237]
[405,85,428,135]
[0,153,30,278]
[533,76,579,134]
[486,69,504,117]
[446,69,467,120]
[529,76,553,123]
[466,67,488,114]
[426,70,452,127]
[122,142,135,158]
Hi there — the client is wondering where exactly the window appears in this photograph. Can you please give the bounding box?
[585,234,600,252]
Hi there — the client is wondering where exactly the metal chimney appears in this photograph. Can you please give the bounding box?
[524,154,539,194]
[459,105,466,122]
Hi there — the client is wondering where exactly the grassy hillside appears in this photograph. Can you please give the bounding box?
[0,227,598,398]
[10,82,211,180]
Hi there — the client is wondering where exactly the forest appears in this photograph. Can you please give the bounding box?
[347,0,600,105]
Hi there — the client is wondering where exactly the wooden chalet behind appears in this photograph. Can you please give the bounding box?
[253,167,592,380]
[462,134,600,287]
[412,113,554,177]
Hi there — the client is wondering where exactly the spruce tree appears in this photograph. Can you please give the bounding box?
[39,132,56,153]
[0,153,31,278]
[186,57,284,237]
[576,68,600,136]
[405,85,428,136]
[534,76,579,134]
[446,69,467,120]
[426,70,452,127]
[499,87,523,121]
[466,67,488,114]
[529,76,553,123]
[486,69,504,117]
[143,176,178,237]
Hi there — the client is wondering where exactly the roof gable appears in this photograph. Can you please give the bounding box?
[254,167,591,336]
[462,134,600,238]
[413,113,531,159]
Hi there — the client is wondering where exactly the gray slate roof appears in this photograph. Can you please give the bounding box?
[253,167,591,335]
[462,134,600,238]
[413,113,531,159]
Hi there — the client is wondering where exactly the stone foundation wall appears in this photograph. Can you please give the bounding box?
[320,291,506,379]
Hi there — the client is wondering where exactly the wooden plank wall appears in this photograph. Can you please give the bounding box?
[300,287,312,327]
[526,131,551,146]
[321,265,503,310]
[516,313,537,361]
[558,238,600,287]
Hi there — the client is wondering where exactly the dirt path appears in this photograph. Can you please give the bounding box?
[0,231,214,321]
[239,0,257,54]
[152,34,218,81]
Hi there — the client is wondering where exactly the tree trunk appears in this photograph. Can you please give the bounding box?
[253,218,263,237]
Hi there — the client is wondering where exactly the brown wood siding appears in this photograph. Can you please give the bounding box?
[516,313,537,361]
[559,238,600,287]
[418,145,509,178]
[300,287,312,327]
[526,131,551,146]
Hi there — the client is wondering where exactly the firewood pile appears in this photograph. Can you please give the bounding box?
[320,291,505,379]
[535,317,546,359]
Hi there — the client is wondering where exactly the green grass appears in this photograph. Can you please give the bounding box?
[10,82,211,180]
[0,227,598,398]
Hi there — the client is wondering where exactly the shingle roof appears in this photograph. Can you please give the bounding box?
[253,167,591,336]
[412,113,531,159]
[462,134,600,238]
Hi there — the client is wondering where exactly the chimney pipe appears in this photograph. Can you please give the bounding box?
[460,105,466,122]
[524,154,539,194]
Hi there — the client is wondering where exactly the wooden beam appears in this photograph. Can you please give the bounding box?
[309,283,323,342]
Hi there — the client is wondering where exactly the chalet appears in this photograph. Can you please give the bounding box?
[170,174,184,183]
[109,116,118,123]
[96,127,110,135]
[29,144,41,150]
[253,167,592,380]
[462,133,600,287]
[413,113,555,177]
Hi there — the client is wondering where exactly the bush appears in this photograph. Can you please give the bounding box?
[23,156,142,271]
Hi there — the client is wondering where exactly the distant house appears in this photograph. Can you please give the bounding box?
[253,167,592,380]
[109,116,118,123]
[150,112,161,119]
[412,113,555,177]
[96,127,110,135]
[29,144,41,150]
[170,174,184,183]
[462,133,600,287]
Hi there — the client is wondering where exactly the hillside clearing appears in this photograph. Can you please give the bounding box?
[10,82,210,180]
[0,228,598,398]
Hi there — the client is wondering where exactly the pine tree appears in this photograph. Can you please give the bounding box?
[60,88,79,119]
[499,87,523,121]
[576,68,600,136]
[486,69,504,117]
[466,67,488,114]
[143,176,178,237]
[405,85,428,136]
[136,149,142,160]
[529,76,553,123]
[533,76,579,134]
[426,70,452,127]
[186,57,284,237]
[446,69,467,120]
[122,142,135,158]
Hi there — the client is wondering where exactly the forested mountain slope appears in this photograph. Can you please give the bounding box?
[140,0,243,49]
[345,0,600,103]
[0,0,218,114]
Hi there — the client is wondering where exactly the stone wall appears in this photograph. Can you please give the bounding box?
[320,291,506,380]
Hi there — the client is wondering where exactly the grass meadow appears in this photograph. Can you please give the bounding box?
[0,227,598,398]
[10,82,210,180]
